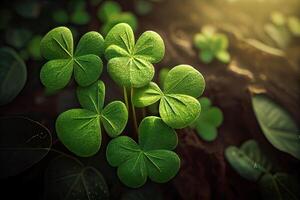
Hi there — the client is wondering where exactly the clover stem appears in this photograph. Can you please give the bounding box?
[123,87,129,111]
[130,87,138,135]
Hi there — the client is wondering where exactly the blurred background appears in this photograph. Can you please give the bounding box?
[0,0,299,199]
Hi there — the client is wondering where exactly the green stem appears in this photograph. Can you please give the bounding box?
[131,87,138,135]
[123,86,129,111]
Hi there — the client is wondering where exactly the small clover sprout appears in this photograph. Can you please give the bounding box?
[98,1,137,35]
[70,0,90,25]
[133,65,205,128]
[190,97,223,141]
[106,116,180,188]
[40,27,104,90]
[104,23,164,88]
[194,26,230,64]
[56,80,128,157]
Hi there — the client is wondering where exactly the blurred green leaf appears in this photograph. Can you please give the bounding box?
[0,117,51,179]
[252,95,300,160]
[288,16,300,37]
[52,9,69,24]
[225,140,273,181]
[45,155,109,200]
[14,0,41,19]
[135,0,153,16]
[0,47,27,105]
[27,35,42,60]
[259,173,300,200]
[5,28,32,49]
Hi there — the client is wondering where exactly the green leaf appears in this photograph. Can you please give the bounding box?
[40,26,73,60]
[191,97,223,141]
[216,50,230,63]
[164,65,205,98]
[139,116,178,151]
[105,23,164,88]
[52,9,69,24]
[55,109,101,157]
[73,54,103,86]
[196,123,217,142]
[106,136,141,167]
[106,116,180,188]
[40,59,73,90]
[97,1,121,22]
[107,56,154,88]
[194,33,208,49]
[5,28,32,49]
[75,31,105,57]
[45,155,109,200]
[117,152,148,188]
[200,50,214,63]
[225,140,272,181]
[0,47,27,105]
[134,31,165,63]
[101,101,128,137]
[288,16,300,36]
[160,94,201,128]
[259,173,300,200]
[70,9,90,25]
[14,0,40,19]
[0,117,51,179]
[145,150,180,183]
[252,95,300,160]
[27,35,42,60]
[105,23,135,51]
[40,27,104,89]
[135,0,153,16]
[133,65,204,128]
[132,82,163,107]
[77,80,105,113]
[270,11,286,26]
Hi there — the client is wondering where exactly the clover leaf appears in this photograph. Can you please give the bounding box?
[190,97,223,141]
[132,65,205,128]
[98,2,137,35]
[56,80,128,157]
[40,27,104,90]
[106,116,180,188]
[104,23,164,88]
[194,26,230,64]
[252,94,300,160]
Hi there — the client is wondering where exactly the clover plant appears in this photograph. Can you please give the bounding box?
[56,80,128,157]
[225,140,300,199]
[189,97,223,141]
[40,23,206,188]
[132,65,205,128]
[40,27,104,91]
[98,2,137,35]
[105,23,164,88]
[194,26,230,64]
[106,116,180,188]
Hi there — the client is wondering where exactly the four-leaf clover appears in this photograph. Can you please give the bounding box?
[56,80,128,157]
[194,26,230,64]
[132,65,205,128]
[190,97,223,141]
[106,116,180,188]
[40,26,104,90]
[104,23,165,88]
